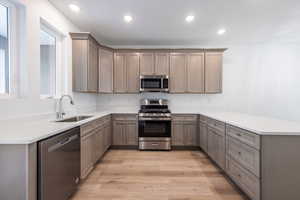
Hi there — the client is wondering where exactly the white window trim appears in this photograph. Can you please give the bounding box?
[40,18,66,100]
[0,0,18,99]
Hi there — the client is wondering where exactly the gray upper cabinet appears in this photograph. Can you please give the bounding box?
[70,33,99,93]
[114,52,140,93]
[140,53,155,75]
[170,53,186,93]
[205,51,223,93]
[99,48,114,93]
[186,53,205,93]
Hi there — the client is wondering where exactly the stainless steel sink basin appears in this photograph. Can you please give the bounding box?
[56,116,93,122]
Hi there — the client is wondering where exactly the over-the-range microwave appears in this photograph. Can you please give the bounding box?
[140,75,169,92]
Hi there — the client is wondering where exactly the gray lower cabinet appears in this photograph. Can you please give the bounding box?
[80,115,111,179]
[112,114,138,146]
[172,114,198,146]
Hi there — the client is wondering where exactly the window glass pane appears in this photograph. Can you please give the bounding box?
[40,29,56,97]
[0,4,9,94]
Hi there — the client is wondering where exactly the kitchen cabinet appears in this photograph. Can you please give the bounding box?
[112,114,138,146]
[170,52,205,93]
[172,114,198,146]
[140,53,155,75]
[99,48,114,93]
[199,122,208,152]
[114,53,140,93]
[140,52,170,76]
[186,53,205,93]
[207,126,226,170]
[170,53,186,93]
[70,33,99,93]
[80,115,111,179]
[205,51,223,93]
[155,53,170,75]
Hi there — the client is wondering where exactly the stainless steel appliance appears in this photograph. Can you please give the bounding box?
[140,75,169,92]
[138,99,171,150]
[38,127,80,200]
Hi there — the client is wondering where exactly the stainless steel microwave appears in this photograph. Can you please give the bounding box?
[140,75,169,92]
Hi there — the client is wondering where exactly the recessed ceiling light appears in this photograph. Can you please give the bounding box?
[69,4,80,12]
[124,15,133,23]
[185,15,195,23]
[217,29,226,35]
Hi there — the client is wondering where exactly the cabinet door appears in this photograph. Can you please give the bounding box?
[184,123,198,146]
[81,132,94,179]
[72,40,88,92]
[172,123,185,146]
[87,39,99,92]
[113,121,125,145]
[126,53,140,93]
[155,53,169,75]
[199,123,208,152]
[124,121,138,145]
[140,53,155,75]
[99,48,114,93]
[114,53,127,93]
[205,52,223,93]
[170,53,186,93]
[207,128,225,169]
[187,53,205,93]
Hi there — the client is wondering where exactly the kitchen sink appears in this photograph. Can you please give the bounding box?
[56,116,93,122]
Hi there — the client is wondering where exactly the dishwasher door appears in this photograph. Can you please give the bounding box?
[38,127,80,200]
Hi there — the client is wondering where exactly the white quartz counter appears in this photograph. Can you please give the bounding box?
[1,108,300,144]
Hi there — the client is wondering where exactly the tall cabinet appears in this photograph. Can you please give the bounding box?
[70,33,99,93]
[205,51,223,93]
[114,52,140,93]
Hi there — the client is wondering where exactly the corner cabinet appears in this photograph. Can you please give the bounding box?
[114,53,140,93]
[70,33,99,93]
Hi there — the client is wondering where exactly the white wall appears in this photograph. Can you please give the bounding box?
[97,43,300,122]
[0,0,97,120]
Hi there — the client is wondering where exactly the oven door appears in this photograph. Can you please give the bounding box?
[139,119,171,138]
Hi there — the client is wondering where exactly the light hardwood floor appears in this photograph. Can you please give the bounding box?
[71,150,247,200]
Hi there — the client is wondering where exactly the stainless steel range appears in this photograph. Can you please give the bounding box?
[138,99,171,150]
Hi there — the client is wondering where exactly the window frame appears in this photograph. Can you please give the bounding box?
[0,0,18,98]
[40,19,64,99]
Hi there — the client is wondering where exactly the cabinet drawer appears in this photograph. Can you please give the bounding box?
[199,115,208,123]
[172,114,198,122]
[113,114,137,121]
[207,118,225,133]
[227,158,260,200]
[227,136,260,177]
[227,125,260,150]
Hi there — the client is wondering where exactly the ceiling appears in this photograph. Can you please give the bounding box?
[49,0,300,47]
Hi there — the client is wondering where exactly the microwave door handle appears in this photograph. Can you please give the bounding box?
[161,78,163,89]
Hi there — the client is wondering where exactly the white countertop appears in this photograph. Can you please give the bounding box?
[1,108,300,144]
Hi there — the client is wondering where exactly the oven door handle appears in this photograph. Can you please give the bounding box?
[139,117,171,121]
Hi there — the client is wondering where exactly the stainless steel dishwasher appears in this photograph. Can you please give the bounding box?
[38,127,80,200]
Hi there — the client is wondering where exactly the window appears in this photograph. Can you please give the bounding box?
[0,3,9,95]
[40,22,63,98]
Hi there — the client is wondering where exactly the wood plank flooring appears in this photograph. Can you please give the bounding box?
[71,150,247,200]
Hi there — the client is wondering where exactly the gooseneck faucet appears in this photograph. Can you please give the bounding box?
[56,95,75,119]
